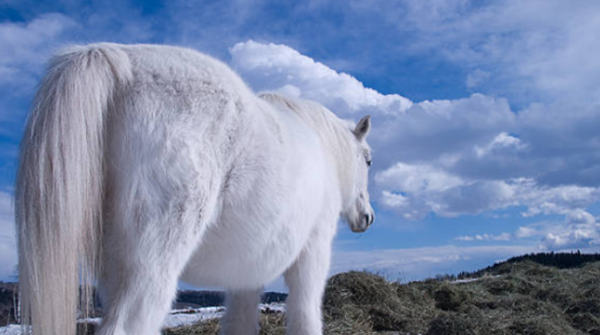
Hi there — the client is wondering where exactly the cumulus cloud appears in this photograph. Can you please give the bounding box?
[381,0,600,103]
[515,226,538,239]
[378,164,600,220]
[230,40,413,116]
[456,209,600,251]
[542,226,600,250]
[475,132,526,158]
[375,162,463,194]
[0,13,77,93]
[376,163,512,220]
[376,94,516,166]
[537,210,600,250]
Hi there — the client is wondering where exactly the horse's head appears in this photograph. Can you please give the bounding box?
[342,115,375,233]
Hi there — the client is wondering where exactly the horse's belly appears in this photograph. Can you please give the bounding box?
[180,116,332,290]
[180,219,306,290]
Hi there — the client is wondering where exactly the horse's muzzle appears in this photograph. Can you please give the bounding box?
[350,212,375,233]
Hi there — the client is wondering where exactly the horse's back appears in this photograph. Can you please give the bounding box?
[122,44,251,97]
[105,44,255,195]
[100,44,261,256]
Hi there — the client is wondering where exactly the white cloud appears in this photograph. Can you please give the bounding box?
[375,162,463,194]
[361,93,516,167]
[382,0,600,103]
[536,210,600,250]
[455,233,511,242]
[462,210,600,251]
[230,41,413,116]
[376,163,513,219]
[516,182,600,217]
[378,165,600,220]
[475,132,525,158]
[379,191,426,221]
[515,226,537,239]
[0,13,77,93]
[566,210,596,225]
[542,222,600,250]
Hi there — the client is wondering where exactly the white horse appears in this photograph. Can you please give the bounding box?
[16,43,374,335]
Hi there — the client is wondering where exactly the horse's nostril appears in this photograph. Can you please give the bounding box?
[364,214,373,226]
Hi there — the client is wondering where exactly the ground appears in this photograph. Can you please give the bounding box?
[2,254,599,335]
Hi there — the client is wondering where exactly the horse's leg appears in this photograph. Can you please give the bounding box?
[97,183,219,335]
[220,288,263,335]
[284,224,335,335]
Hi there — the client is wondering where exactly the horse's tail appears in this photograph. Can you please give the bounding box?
[16,44,132,335]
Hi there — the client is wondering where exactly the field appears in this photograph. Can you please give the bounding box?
[165,255,600,335]
[2,253,599,335]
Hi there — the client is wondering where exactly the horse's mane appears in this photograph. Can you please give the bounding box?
[259,92,357,199]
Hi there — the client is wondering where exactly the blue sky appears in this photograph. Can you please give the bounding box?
[1,0,600,285]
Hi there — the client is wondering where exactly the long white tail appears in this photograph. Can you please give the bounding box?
[15,44,132,335]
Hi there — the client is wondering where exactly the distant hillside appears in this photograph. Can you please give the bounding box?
[0,283,287,326]
[456,251,600,280]
[174,290,287,309]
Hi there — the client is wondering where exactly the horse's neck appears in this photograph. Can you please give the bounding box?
[260,95,354,201]
[300,111,355,202]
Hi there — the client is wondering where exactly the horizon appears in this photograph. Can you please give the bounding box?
[1,1,600,289]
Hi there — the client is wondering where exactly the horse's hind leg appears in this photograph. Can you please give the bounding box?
[97,181,220,335]
[220,288,263,335]
[284,224,335,335]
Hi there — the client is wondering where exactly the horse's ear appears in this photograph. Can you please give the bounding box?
[353,115,371,141]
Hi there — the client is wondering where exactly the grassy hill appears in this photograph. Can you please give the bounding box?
[166,253,600,335]
[456,251,600,280]
[318,261,600,335]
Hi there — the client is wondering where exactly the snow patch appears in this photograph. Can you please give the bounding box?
[0,303,286,333]
[450,275,501,284]
[0,325,21,335]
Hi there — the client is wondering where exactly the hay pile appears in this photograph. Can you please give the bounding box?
[322,261,600,334]
[161,260,600,335]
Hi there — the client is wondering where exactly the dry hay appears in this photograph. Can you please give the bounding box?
[323,271,435,333]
